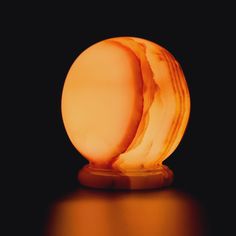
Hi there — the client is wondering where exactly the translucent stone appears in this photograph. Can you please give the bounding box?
[61,37,190,189]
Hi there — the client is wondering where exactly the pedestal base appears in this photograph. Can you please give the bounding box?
[78,164,173,190]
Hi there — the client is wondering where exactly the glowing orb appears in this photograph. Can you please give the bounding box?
[61,37,190,189]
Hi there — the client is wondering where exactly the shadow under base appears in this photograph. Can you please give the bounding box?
[78,164,173,190]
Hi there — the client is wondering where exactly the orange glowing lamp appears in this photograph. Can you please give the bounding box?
[61,37,190,189]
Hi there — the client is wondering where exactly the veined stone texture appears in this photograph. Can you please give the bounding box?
[62,37,190,172]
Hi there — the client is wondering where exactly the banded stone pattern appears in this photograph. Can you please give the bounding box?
[62,37,190,172]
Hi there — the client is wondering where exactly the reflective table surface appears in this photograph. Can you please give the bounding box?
[44,187,208,236]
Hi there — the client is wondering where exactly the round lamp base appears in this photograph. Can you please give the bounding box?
[78,164,173,190]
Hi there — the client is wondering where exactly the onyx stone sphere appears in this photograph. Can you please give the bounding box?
[61,37,190,189]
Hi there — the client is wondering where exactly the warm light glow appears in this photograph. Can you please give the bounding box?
[44,189,206,236]
[61,37,190,189]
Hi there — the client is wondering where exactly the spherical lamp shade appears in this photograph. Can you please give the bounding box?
[61,37,190,189]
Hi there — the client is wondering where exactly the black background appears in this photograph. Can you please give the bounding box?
[4,2,234,236]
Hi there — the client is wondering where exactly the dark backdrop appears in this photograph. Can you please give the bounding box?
[4,3,234,236]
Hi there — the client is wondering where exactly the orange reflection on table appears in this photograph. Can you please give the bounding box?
[44,188,207,236]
